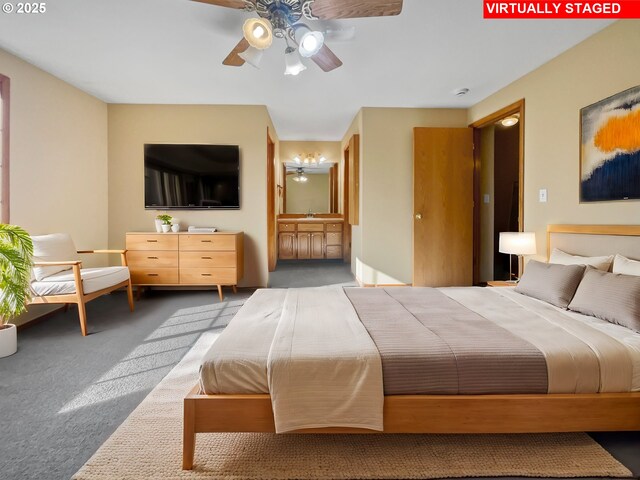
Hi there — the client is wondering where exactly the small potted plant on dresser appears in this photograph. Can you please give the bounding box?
[0,224,33,358]
[156,214,173,233]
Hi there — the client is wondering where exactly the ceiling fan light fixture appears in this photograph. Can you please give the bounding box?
[238,46,264,68]
[298,30,324,57]
[242,18,273,50]
[284,47,307,76]
[501,115,520,127]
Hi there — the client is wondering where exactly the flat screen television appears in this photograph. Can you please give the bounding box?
[144,144,240,209]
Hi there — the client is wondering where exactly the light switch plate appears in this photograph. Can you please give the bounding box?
[539,189,548,203]
[483,194,490,204]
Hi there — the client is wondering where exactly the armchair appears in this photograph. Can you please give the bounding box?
[28,234,134,336]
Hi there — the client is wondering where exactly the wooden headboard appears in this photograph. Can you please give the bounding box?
[547,225,640,262]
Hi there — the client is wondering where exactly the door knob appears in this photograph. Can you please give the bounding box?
[415,213,423,220]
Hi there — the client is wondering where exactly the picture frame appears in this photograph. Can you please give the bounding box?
[579,85,640,202]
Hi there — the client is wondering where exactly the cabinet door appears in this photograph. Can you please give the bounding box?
[311,232,324,259]
[297,233,311,259]
[278,233,297,260]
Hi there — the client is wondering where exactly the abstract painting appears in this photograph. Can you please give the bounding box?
[580,85,640,202]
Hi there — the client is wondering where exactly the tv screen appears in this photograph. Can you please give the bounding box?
[144,144,240,209]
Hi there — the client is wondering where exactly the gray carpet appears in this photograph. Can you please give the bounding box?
[1,261,639,480]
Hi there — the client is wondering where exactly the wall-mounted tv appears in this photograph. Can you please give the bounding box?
[144,144,240,209]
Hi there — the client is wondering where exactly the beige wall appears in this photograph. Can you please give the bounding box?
[356,108,468,285]
[0,48,108,325]
[108,105,277,288]
[469,20,640,262]
[285,173,329,213]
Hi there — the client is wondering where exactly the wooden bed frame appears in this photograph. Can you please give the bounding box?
[183,224,640,470]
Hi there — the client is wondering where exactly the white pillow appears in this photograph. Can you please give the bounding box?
[549,248,613,271]
[31,233,80,281]
[612,254,640,276]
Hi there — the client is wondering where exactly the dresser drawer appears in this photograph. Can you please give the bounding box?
[179,251,236,268]
[179,235,236,251]
[126,234,178,251]
[326,232,343,246]
[278,223,296,232]
[326,223,343,232]
[130,268,179,285]
[180,268,238,285]
[297,223,324,232]
[326,246,343,259]
[127,250,178,268]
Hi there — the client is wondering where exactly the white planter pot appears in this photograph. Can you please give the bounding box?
[0,324,17,358]
[171,224,180,233]
[154,219,163,233]
[161,224,171,233]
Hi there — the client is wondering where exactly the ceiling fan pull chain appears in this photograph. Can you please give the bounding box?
[301,0,318,20]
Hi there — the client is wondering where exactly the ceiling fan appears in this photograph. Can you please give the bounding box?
[192,0,403,75]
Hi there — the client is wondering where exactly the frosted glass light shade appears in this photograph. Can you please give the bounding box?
[298,30,324,57]
[284,48,307,76]
[238,46,264,68]
[242,18,273,50]
[499,232,537,255]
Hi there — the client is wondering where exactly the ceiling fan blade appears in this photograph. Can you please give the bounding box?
[311,44,343,72]
[223,38,250,66]
[310,0,403,20]
[191,0,246,9]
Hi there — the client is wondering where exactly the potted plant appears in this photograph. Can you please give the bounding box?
[0,224,33,358]
[156,214,173,233]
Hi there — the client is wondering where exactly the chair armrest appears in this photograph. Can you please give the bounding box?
[77,250,127,254]
[32,260,82,267]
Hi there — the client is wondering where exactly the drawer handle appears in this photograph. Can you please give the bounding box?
[201,273,212,277]
[148,256,159,259]
[201,240,212,243]
[146,240,158,243]
[201,256,212,259]
[148,273,159,277]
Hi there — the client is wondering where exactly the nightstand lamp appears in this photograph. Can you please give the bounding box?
[499,232,537,282]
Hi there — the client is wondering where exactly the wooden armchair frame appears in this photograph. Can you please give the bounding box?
[28,250,134,336]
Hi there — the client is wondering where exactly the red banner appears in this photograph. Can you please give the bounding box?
[484,1,640,18]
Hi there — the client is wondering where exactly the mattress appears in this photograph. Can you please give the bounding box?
[200,286,640,396]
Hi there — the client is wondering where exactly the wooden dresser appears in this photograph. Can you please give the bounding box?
[125,232,243,300]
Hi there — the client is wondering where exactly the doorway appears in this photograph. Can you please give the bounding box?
[471,100,524,284]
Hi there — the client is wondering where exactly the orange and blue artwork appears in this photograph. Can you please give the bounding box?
[580,85,640,202]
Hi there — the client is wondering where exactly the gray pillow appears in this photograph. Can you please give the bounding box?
[514,260,586,308]
[568,269,640,333]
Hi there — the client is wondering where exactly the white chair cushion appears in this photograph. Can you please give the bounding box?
[31,233,80,281]
[31,266,130,296]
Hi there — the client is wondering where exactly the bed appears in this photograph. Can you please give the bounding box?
[183,225,640,469]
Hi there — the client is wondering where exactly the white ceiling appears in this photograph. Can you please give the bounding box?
[0,0,612,140]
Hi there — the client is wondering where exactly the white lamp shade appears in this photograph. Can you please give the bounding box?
[298,30,324,57]
[499,232,537,255]
[238,46,264,68]
[242,18,273,50]
[284,48,307,76]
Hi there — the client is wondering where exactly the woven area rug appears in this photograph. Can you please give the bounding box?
[73,330,633,480]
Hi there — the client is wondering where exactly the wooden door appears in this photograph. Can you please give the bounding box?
[278,233,296,260]
[311,232,324,259]
[297,233,311,259]
[413,127,474,287]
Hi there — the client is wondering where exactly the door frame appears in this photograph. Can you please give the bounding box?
[342,142,352,263]
[266,128,277,272]
[469,99,525,284]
